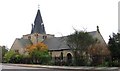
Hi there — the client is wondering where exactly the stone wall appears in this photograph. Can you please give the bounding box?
[50,50,73,62]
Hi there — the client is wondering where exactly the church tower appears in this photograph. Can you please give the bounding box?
[31,8,46,34]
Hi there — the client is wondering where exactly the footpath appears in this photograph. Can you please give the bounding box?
[3,63,120,71]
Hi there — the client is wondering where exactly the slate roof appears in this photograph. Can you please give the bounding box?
[31,9,46,34]
[43,37,70,51]
[88,31,97,36]
[17,38,32,48]
[11,30,106,52]
[43,31,101,51]
[34,9,43,24]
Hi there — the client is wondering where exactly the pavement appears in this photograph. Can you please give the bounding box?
[2,63,120,71]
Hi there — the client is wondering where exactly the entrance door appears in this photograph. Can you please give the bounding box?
[67,53,72,64]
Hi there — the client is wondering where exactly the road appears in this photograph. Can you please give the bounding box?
[1,64,119,71]
[1,64,74,71]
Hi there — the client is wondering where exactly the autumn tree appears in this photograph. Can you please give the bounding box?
[88,44,110,56]
[26,42,48,53]
[87,44,110,65]
[25,42,51,64]
[66,30,97,65]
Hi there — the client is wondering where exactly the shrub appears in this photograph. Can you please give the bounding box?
[4,50,15,63]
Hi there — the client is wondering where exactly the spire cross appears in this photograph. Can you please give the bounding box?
[38,4,40,9]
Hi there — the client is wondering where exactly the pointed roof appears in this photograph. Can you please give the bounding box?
[31,9,46,34]
[34,9,43,25]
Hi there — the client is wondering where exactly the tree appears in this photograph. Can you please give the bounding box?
[88,44,110,56]
[26,42,48,53]
[88,44,110,65]
[108,33,120,66]
[1,46,8,57]
[67,31,97,51]
[25,42,51,64]
[66,30,97,65]
[108,33,120,61]
[0,46,8,62]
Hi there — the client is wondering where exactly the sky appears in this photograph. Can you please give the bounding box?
[0,0,119,49]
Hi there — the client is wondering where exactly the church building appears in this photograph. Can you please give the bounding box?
[11,8,107,63]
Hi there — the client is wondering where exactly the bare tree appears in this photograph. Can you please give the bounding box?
[66,30,97,65]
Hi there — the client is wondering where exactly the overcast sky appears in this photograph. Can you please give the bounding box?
[0,0,119,49]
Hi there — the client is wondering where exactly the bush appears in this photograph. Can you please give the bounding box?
[4,50,16,63]
[39,51,51,64]
[30,50,51,64]
[110,60,120,67]
[5,53,23,64]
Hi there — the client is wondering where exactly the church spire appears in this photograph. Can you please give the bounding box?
[31,6,46,34]
[34,9,43,25]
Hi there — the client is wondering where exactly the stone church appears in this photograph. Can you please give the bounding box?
[11,8,106,63]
